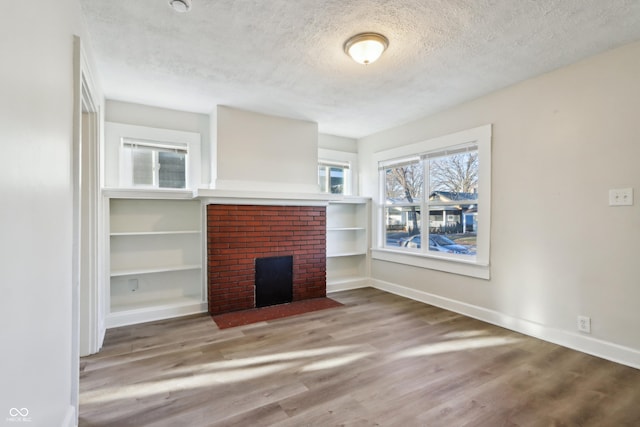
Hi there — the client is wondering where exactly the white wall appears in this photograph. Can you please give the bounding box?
[358,40,640,367]
[104,104,344,193]
[105,100,210,186]
[0,1,93,426]
[214,106,319,193]
[319,133,357,153]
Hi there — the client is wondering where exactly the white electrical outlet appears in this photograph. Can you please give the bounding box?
[608,188,633,206]
[128,278,139,292]
[577,315,591,333]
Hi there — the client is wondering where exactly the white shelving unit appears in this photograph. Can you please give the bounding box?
[106,193,206,327]
[326,197,371,292]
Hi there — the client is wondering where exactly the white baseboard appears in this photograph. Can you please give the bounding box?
[106,302,208,328]
[371,279,640,370]
[62,405,77,427]
[327,277,371,294]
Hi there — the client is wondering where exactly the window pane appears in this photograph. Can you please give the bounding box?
[428,203,477,255]
[384,206,421,247]
[158,151,186,188]
[132,150,153,186]
[329,167,344,194]
[319,165,347,194]
[428,150,478,197]
[385,161,423,203]
[318,166,328,192]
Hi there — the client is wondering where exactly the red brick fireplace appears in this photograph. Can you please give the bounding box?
[207,204,326,315]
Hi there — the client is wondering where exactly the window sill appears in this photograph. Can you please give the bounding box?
[371,248,490,280]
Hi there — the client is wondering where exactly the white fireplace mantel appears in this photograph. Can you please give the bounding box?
[195,188,351,206]
[102,187,368,206]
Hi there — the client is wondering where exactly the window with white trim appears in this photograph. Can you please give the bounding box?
[121,138,189,189]
[107,122,201,190]
[318,159,351,195]
[317,148,358,196]
[374,125,491,277]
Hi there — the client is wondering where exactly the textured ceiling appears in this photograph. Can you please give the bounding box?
[80,0,640,138]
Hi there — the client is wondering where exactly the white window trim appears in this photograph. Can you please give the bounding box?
[318,148,358,196]
[371,124,492,279]
[106,122,201,191]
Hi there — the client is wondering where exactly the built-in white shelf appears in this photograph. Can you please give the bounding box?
[110,264,202,277]
[103,187,195,200]
[110,295,203,313]
[107,295,206,329]
[110,230,200,237]
[106,196,205,327]
[326,198,371,293]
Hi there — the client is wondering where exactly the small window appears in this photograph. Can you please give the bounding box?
[319,160,351,195]
[121,139,188,189]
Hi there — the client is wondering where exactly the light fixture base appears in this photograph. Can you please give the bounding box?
[169,0,192,13]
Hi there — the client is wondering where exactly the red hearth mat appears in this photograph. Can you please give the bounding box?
[211,298,343,329]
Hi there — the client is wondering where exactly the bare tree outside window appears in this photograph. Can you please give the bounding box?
[385,162,423,237]
[385,163,423,202]
[429,152,478,194]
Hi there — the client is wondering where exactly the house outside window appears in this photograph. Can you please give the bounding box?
[373,125,491,279]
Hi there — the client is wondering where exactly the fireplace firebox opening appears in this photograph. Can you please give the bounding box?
[255,255,293,308]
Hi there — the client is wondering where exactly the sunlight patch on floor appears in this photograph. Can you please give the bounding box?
[81,345,372,406]
[393,336,521,359]
[170,345,363,374]
[299,351,373,372]
[441,330,489,339]
[81,335,520,407]
[81,362,297,405]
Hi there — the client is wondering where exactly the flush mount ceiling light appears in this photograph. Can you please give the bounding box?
[344,32,389,65]
[169,0,192,13]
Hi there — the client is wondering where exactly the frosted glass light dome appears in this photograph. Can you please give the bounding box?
[344,33,389,65]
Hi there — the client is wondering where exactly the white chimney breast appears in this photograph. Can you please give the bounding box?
[213,106,319,193]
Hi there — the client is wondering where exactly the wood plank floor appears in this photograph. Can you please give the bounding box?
[79,288,640,426]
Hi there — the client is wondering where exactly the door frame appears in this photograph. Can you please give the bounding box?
[71,35,103,419]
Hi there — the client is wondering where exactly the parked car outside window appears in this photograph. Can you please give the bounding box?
[400,234,475,255]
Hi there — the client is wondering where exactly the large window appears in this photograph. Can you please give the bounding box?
[374,125,491,278]
[383,145,478,257]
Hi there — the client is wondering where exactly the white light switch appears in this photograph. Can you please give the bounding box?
[609,188,633,206]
